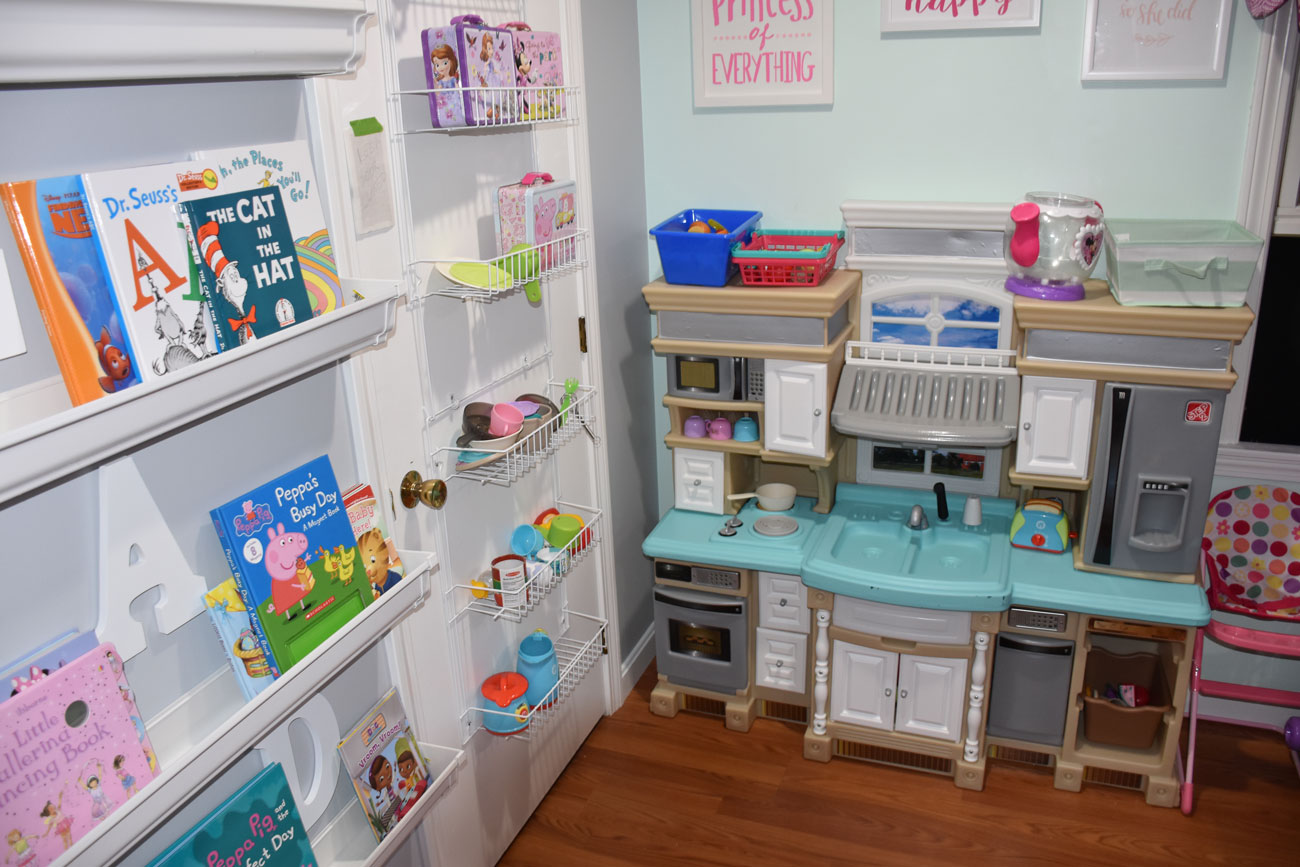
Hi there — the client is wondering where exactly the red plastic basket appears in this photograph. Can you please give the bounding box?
[731,230,844,287]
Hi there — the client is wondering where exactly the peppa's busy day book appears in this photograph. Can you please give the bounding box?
[210,456,372,676]
[186,141,345,317]
[343,484,405,602]
[2,175,144,405]
[83,161,220,381]
[0,642,158,867]
[337,688,430,843]
[0,630,99,703]
[179,185,313,352]
[203,578,276,702]
[145,763,316,867]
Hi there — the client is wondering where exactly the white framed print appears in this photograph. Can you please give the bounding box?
[1082,0,1232,81]
[880,0,1041,32]
[691,0,833,108]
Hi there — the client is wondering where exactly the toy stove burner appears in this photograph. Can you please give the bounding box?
[753,515,798,537]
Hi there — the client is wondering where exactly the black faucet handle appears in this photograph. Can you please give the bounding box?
[933,482,949,522]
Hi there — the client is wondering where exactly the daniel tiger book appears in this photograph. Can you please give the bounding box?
[210,456,371,677]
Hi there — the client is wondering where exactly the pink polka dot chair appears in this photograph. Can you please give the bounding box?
[1181,485,1300,814]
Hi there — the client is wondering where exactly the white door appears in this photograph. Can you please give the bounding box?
[763,359,827,458]
[755,626,807,693]
[757,571,809,634]
[673,447,725,513]
[829,640,897,731]
[895,654,969,743]
[1016,375,1095,478]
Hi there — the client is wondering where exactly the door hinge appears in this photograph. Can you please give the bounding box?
[578,316,588,353]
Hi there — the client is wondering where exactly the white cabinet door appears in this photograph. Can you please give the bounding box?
[895,654,968,743]
[755,626,807,693]
[763,359,827,458]
[757,571,809,634]
[673,447,725,513]
[829,640,897,731]
[1016,375,1095,478]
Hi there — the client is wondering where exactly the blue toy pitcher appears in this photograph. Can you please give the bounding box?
[517,629,559,710]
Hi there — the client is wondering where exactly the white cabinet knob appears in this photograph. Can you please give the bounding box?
[779,598,788,607]
[813,408,822,416]
[899,689,908,699]
[693,479,701,486]
[775,660,783,668]
[1023,422,1031,430]
[884,687,892,697]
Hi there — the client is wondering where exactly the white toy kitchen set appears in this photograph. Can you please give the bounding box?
[641,197,1259,808]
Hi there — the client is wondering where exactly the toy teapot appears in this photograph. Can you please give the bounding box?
[1004,192,1104,301]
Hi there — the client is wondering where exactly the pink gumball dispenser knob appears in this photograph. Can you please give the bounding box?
[1009,201,1041,269]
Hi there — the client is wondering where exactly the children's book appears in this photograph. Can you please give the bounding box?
[178,186,313,352]
[2,176,144,405]
[210,456,371,676]
[0,642,158,867]
[145,763,316,867]
[203,578,276,702]
[342,484,405,602]
[0,630,99,703]
[186,141,345,317]
[336,688,430,843]
[82,162,220,381]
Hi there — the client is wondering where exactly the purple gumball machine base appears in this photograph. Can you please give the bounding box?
[1005,275,1086,301]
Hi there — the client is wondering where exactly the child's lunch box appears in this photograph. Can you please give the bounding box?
[501,21,566,121]
[421,26,467,128]
[422,15,515,128]
[496,172,578,265]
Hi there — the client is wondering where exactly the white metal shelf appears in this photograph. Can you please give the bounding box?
[53,551,434,867]
[433,384,597,485]
[394,84,580,132]
[311,741,465,867]
[450,502,602,623]
[0,282,398,508]
[417,230,589,300]
[472,611,606,740]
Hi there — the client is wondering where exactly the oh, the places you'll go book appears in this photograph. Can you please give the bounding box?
[337,688,430,843]
[186,140,346,316]
[0,642,159,867]
[145,763,316,867]
[210,455,372,676]
[179,185,313,352]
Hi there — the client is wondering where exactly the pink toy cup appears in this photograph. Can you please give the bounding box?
[489,402,525,437]
[707,417,732,440]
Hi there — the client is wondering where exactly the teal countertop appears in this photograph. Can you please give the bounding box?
[642,483,1210,627]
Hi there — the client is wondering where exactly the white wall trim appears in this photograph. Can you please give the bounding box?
[1215,442,1300,484]
[619,622,656,706]
[0,375,70,434]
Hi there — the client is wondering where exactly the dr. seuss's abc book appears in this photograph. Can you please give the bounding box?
[202,579,275,702]
[186,140,345,316]
[145,763,315,867]
[179,185,313,352]
[83,162,220,382]
[2,175,144,406]
[337,688,430,843]
[0,642,158,867]
[342,484,405,603]
[210,455,372,676]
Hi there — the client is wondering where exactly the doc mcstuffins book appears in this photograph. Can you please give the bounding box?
[202,578,275,702]
[337,688,430,843]
[145,763,316,867]
[0,641,158,867]
[210,455,371,677]
[2,175,144,405]
[178,185,313,352]
[342,484,405,602]
[186,140,345,317]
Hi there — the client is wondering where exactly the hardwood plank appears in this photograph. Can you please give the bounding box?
[501,665,1299,866]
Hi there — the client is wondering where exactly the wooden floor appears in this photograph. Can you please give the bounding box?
[501,665,1298,866]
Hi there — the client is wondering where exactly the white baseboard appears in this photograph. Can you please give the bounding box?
[618,623,655,705]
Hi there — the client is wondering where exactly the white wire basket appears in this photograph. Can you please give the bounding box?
[417,229,588,300]
[397,84,580,132]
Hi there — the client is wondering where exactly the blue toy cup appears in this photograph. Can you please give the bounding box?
[510,524,546,558]
[517,630,559,710]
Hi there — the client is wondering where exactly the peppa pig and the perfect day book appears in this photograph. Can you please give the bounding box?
[0,641,158,867]
[210,455,372,678]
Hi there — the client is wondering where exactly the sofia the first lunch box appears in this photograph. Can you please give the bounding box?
[495,172,577,258]
[421,15,516,128]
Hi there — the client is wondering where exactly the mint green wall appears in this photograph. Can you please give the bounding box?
[638,0,1264,512]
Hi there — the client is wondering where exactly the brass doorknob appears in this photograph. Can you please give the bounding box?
[400,470,447,510]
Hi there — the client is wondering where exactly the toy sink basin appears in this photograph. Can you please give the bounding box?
[804,484,1017,611]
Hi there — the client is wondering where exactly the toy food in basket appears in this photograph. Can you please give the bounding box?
[649,208,761,286]
[731,229,844,287]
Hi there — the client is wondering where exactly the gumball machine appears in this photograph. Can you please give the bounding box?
[1004,192,1105,301]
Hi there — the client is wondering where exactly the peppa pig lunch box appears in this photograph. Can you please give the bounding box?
[496,172,578,261]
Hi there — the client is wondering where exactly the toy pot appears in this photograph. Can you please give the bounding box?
[1003,192,1104,301]
[707,417,732,440]
[727,482,796,511]
[517,630,560,710]
[481,671,530,735]
[683,415,706,437]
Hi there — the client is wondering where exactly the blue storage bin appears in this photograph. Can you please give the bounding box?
[649,208,762,286]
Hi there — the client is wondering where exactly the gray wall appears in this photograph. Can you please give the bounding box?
[580,0,658,669]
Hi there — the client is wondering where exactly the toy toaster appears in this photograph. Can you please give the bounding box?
[1010,498,1072,554]
[496,172,578,264]
[501,21,565,121]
